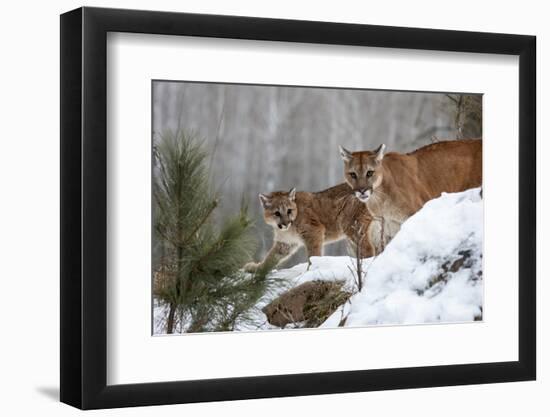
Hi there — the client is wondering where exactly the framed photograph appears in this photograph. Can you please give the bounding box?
[60,6,536,410]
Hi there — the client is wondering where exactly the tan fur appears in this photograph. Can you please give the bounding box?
[244,184,373,272]
[340,139,482,251]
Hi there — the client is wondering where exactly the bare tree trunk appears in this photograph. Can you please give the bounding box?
[166,303,176,334]
[166,246,184,334]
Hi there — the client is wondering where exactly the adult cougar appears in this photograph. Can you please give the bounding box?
[244,184,373,272]
[339,139,482,251]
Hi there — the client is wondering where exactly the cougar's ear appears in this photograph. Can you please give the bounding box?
[374,144,386,162]
[259,193,271,208]
[288,188,296,201]
[339,145,353,162]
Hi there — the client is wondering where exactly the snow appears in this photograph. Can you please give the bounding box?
[154,188,483,333]
[270,256,368,287]
[325,187,483,327]
[234,256,371,331]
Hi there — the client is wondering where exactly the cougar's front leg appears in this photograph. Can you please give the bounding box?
[357,225,375,258]
[244,241,298,273]
[302,228,325,270]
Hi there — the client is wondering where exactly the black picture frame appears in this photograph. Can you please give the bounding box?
[60,6,536,410]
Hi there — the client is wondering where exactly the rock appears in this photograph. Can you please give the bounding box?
[262,280,351,328]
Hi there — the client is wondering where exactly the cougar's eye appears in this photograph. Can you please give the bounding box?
[274,211,281,217]
[366,170,374,178]
[349,172,357,180]
[287,209,292,215]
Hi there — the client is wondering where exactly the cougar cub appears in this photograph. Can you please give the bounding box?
[244,184,373,272]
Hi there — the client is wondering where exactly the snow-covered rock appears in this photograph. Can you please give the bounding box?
[325,187,483,327]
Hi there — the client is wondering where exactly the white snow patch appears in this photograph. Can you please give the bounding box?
[234,256,368,332]
[333,187,483,327]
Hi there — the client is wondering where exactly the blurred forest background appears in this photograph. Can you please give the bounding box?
[152,81,481,267]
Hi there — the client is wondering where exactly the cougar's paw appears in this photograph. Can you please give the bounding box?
[244,262,260,273]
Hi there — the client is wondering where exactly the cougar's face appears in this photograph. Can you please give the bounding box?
[339,144,385,203]
[259,188,298,231]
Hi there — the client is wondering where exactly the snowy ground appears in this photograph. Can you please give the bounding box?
[235,256,365,331]
[154,188,483,333]
[324,187,483,328]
